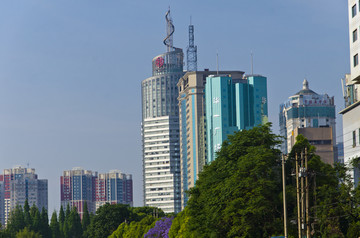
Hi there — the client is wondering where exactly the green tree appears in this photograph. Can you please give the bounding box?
[63,204,71,238]
[287,135,349,237]
[7,205,26,235]
[15,227,42,238]
[81,202,90,235]
[86,204,130,238]
[50,211,61,238]
[129,207,164,222]
[23,200,32,229]
[31,208,41,234]
[39,207,50,238]
[183,124,283,237]
[109,215,158,238]
[58,206,65,238]
[65,204,71,219]
[67,207,82,238]
[168,208,191,238]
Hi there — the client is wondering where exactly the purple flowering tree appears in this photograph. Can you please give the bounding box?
[144,217,174,238]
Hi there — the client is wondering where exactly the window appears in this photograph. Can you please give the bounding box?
[354,29,358,42]
[353,4,357,17]
[353,130,356,147]
[354,54,359,67]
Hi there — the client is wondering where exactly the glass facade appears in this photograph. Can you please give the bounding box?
[205,75,268,163]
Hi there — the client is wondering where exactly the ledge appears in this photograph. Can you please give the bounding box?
[339,100,360,114]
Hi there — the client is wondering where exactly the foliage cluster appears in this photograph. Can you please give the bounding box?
[0,202,164,238]
[5,124,360,237]
[166,124,360,237]
[0,200,88,238]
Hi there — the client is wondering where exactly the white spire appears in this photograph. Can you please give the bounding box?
[303,79,309,90]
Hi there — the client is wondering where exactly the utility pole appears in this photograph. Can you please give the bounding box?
[282,154,288,238]
[296,153,301,238]
[306,148,310,238]
[301,152,305,236]
[295,149,311,238]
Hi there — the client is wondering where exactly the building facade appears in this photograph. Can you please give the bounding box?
[205,74,268,163]
[291,127,336,164]
[95,170,133,211]
[177,70,245,208]
[61,168,97,217]
[61,168,133,217]
[280,80,337,164]
[141,11,183,214]
[339,0,360,186]
[0,166,48,226]
[0,182,3,226]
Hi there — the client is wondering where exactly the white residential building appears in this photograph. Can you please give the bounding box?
[340,0,360,185]
[0,167,48,226]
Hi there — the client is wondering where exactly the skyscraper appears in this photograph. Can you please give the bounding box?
[141,9,183,213]
[177,70,245,208]
[0,166,48,226]
[280,80,336,164]
[205,74,268,163]
[339,0,360,185]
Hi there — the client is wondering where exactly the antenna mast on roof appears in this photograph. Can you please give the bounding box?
[187,16,197,72]
[251,51,254,75]
[216,52,219,75]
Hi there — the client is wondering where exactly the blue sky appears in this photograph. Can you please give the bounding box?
[0,0,349,212]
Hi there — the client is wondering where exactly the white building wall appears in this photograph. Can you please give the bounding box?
[143,116,181,213]
[0,182,4,226]
[342,103,360,184]
[349,0,360,82]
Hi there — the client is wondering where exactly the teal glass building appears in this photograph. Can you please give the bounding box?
[205,74,268,163]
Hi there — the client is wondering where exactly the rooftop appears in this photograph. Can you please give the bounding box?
[295,79,318,96]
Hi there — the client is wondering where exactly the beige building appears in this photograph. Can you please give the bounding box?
[291,127,335,165]
[177,70,244,209]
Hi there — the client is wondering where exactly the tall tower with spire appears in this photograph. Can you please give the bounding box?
[141,9,184,214]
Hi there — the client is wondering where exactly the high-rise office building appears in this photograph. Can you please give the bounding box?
[95,170,133,211]
[205,74,268,163]
[0,166,48,226]
[141,10,183,213]
[279,80,336,164]
[339,0,360,185]
[177,70,244,208]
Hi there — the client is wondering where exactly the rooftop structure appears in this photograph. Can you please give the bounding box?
[280,80,336,164]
